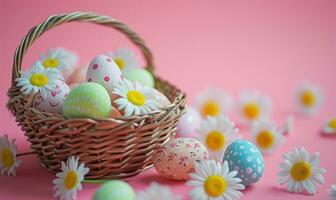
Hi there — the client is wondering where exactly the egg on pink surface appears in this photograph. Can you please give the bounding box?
[86,55,123,92]
[33,80,70,114]
[177,106,201,136]
[153,137,208,180]
[224,139,264,186]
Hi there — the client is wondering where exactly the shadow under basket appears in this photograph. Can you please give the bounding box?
[6,11,186,179]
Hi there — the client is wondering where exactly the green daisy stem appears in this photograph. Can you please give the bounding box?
[83,179,110,184]
[17,151,35,157]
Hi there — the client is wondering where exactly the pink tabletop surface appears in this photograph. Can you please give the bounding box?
[1,0,336,199]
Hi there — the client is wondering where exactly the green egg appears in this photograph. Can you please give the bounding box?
[93,180,135,200]
[124,68,155,87]
[63,82,111,118]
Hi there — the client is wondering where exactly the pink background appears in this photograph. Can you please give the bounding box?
[1,0,336,199]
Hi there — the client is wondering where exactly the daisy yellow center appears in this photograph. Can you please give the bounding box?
[256,130,274,149]
[30,74,49,87]
[43,58,59,68]
[300,90,315,107]
[1,149,14,168]
[114,58,125,70]
[64,170,78,190]
[201,100,220,117]
[290,161,312,181]
[243,103,260,120]
[206,131,225,151]
[127,90,145,106]
[328,118,336,129]
[204,175,227,197]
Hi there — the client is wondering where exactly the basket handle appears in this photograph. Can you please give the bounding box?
[11,11,155,86]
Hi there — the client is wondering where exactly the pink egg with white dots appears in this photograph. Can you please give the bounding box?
[33,80,70,114]
[86,54,123,92]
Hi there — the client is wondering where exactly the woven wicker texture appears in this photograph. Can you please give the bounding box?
[7,11,186,179]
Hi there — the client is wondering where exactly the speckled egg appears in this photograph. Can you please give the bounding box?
[223,139,264,186]
[86,54,123,91]
[33,80,70,114]
[93,180,135,200]
[123,68,155,87]
[63,82,111,118]
[177,106,201,136]
[153,137,208,180]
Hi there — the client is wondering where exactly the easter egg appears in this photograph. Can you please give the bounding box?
[223,139,264,186]
[93,180,135,200]
[177,106,201,136]
[109,106,122,118]
[63,82,111,118]
[148,88,171,108]
[153,137,208,180]
[86,54,123,91]
[33,80,70,114]
[66,64,88,85]
[124,68,154,88]
[68,83,79,89]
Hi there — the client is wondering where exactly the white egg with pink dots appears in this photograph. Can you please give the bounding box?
[86,54,123,92]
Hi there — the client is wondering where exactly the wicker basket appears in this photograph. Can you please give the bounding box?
[7,11,186,179]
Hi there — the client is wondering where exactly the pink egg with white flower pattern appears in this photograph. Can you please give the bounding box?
[153,137,208,180]
[86,55,123,92]
[33,80,70,114]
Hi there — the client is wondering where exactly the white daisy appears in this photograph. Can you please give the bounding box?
[194,87,233,118]
[0,135,21,176]
[112,79,160,117]
[323,118,336,135]
[279,116,294,135]
[136,182,182,200]
[107,48,139,73]
[329,184,336,199]
[38,48,78,77]
[251,120,283,154]
[294,82,323,115]
[53,156,89,200]
[186,159,245,200]
[198,116,239,162]
[278,147,326,195]
[237,91,271,124]
[15,64,63,98]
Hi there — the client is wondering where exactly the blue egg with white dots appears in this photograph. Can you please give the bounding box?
[223,139,264,186]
